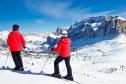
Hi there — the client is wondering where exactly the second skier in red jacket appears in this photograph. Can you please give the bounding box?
[51,30,73,81]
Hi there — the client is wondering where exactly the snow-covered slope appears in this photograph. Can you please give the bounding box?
[0,34,126,84]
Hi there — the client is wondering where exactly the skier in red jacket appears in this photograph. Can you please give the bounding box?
[7,24,26,71]
[51,30,73,81]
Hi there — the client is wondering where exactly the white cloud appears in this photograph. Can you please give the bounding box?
[25,0,126,20]
[25,0,92,20]
[38,1,71,18]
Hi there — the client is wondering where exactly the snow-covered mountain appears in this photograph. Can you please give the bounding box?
[47,16,126,49]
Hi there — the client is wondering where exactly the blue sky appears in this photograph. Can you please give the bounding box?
[0,0,126,33]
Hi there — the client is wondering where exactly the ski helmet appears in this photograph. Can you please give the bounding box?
[61,30,68,36]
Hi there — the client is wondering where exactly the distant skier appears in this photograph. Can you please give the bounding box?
[7,24,26,71]
[51,30,74,81]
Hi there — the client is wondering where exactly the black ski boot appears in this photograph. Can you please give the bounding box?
[63,75,74,81]
[13,67,24,71]
[13,67,19,70]
[52,73,61,78]
[17,67,24,71]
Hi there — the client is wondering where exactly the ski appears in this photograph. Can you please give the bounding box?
[0,66,32,74]
[40,72,82,84]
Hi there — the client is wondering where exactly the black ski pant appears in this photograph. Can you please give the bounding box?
[11,51,23,68]
[54,56,72,76]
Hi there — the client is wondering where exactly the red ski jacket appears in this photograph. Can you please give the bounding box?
[51,37,71,57]
[7,31,26,51]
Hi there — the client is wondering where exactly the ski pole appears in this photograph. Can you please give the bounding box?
[40,53,51,73]
[2,52,10,68]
